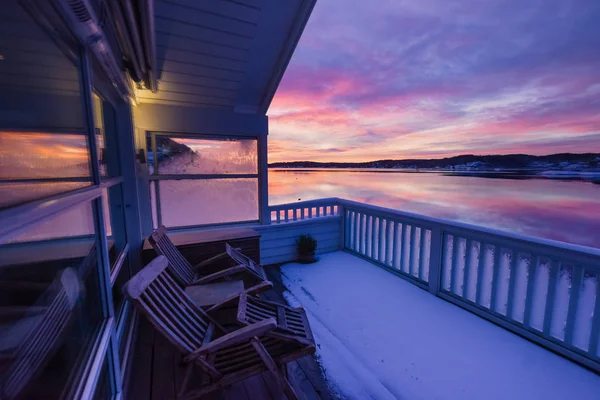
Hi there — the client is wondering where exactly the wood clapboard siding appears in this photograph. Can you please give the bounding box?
[141,0,315,111]
[255,217,341,265]
[0,1,84,130]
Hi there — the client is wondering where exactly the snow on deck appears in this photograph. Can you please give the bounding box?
[280,252,600,400]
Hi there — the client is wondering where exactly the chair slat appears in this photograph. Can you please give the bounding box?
[155,274,208,334]
[148,282,206,341]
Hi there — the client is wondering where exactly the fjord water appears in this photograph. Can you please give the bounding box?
[269,169,600,248]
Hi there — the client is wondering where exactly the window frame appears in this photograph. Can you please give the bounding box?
[147,131,261,229]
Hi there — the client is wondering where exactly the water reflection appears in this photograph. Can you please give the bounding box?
[269,169,600,248]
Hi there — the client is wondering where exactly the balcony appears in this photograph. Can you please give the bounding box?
[128,197,599,399]
[260,197,600,375]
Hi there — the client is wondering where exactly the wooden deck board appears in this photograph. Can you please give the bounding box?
[242,373,273,400]
[126,265,333,399]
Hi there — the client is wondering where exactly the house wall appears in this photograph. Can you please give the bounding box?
[255,216,342,265]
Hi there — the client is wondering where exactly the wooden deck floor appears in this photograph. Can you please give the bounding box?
[126,266,336,400]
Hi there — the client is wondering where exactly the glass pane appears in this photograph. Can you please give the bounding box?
[7,200,95,243]
[154,136,257,175]
[119,310,134,364]
[159,179,259,227]
[92,357,112,400]
[150,181,158,229]
[0,203,105,399]
[93,93,120,179]
[0,181,89,209]
[0,1,84,131]
[0,132,91,180]
[112,255,131,319]
[104,184,128,270]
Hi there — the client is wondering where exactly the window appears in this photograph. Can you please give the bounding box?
[0,1,136,397]
[0,203,104,399]
[147,134,259,228]
[0,0,88,211]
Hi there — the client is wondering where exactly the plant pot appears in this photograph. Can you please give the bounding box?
[298,253,317,264]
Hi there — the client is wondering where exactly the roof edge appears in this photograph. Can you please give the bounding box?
[258,0,317,115]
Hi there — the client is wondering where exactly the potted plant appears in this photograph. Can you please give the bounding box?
[296,234,318,263]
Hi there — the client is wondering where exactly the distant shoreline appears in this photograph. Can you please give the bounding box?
[269,153,600,176]
[268,167,600,182]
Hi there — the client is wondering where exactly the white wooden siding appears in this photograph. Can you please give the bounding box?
[255,216,341,265]
[0,1,84,130]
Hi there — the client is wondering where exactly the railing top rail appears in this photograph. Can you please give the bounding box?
[266,197,599,259]
[337,198,600,259]
[268,197,340,210]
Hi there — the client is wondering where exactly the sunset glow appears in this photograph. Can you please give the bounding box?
[268,0,600,162]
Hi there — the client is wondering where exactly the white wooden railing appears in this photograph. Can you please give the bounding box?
[269,197,339,224]
[267,197,600,372]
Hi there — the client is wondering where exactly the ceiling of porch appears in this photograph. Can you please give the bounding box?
[135,0,316,114]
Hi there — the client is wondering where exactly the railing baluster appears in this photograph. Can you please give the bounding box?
[542,260,559,334]
[284,209,289,222]
[360,214,366,255]
[386,219,393,266]
[428,226,443,295]
[309,207,313,218]
[450,235,459,293]
[409,225,417,277]
[392,221,399,269]
[276,210,281,223]
[379,218,385,263]
[463,239,473,298]
[506,250,518,319]
[371,217,377,259]
[351,211,357,250]
[564,266,584,345]
[523,255,539,328]
[490,245,502,312]
[366,215,372,258]
[399,224,407,273]
[588,274,600,356]
[418,228,427,280]
[352,212,359,252]
[355,212,361,253]
[475,242,486,305]
[344,209,351,249]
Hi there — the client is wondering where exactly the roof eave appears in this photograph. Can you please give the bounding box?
[258,0,318,115]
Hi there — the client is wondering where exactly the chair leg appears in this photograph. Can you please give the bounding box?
[251,338,299,400]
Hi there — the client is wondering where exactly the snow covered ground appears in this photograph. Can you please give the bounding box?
[280,252,600,400]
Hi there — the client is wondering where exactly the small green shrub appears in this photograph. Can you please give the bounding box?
[296,234,318,255]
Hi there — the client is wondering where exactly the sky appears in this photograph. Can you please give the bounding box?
[267,0,600,163]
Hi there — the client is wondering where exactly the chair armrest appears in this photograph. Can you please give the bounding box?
[184,318,276,361]
[206,281,273,313]
[191,252,229,270]
[189,265,247,286]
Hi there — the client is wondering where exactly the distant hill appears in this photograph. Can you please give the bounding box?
[269,153,600,171]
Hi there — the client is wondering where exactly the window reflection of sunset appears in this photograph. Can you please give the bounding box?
[0,132,90,178]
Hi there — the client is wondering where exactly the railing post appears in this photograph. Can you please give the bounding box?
[428,226,443,295]
[338,201,346,250]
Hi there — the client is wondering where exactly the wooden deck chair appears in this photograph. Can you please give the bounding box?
[207,293,315,349]
[225,243,268,281]
[148,226,272,293]
[122,256,315,400]
[0,268,81,400]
